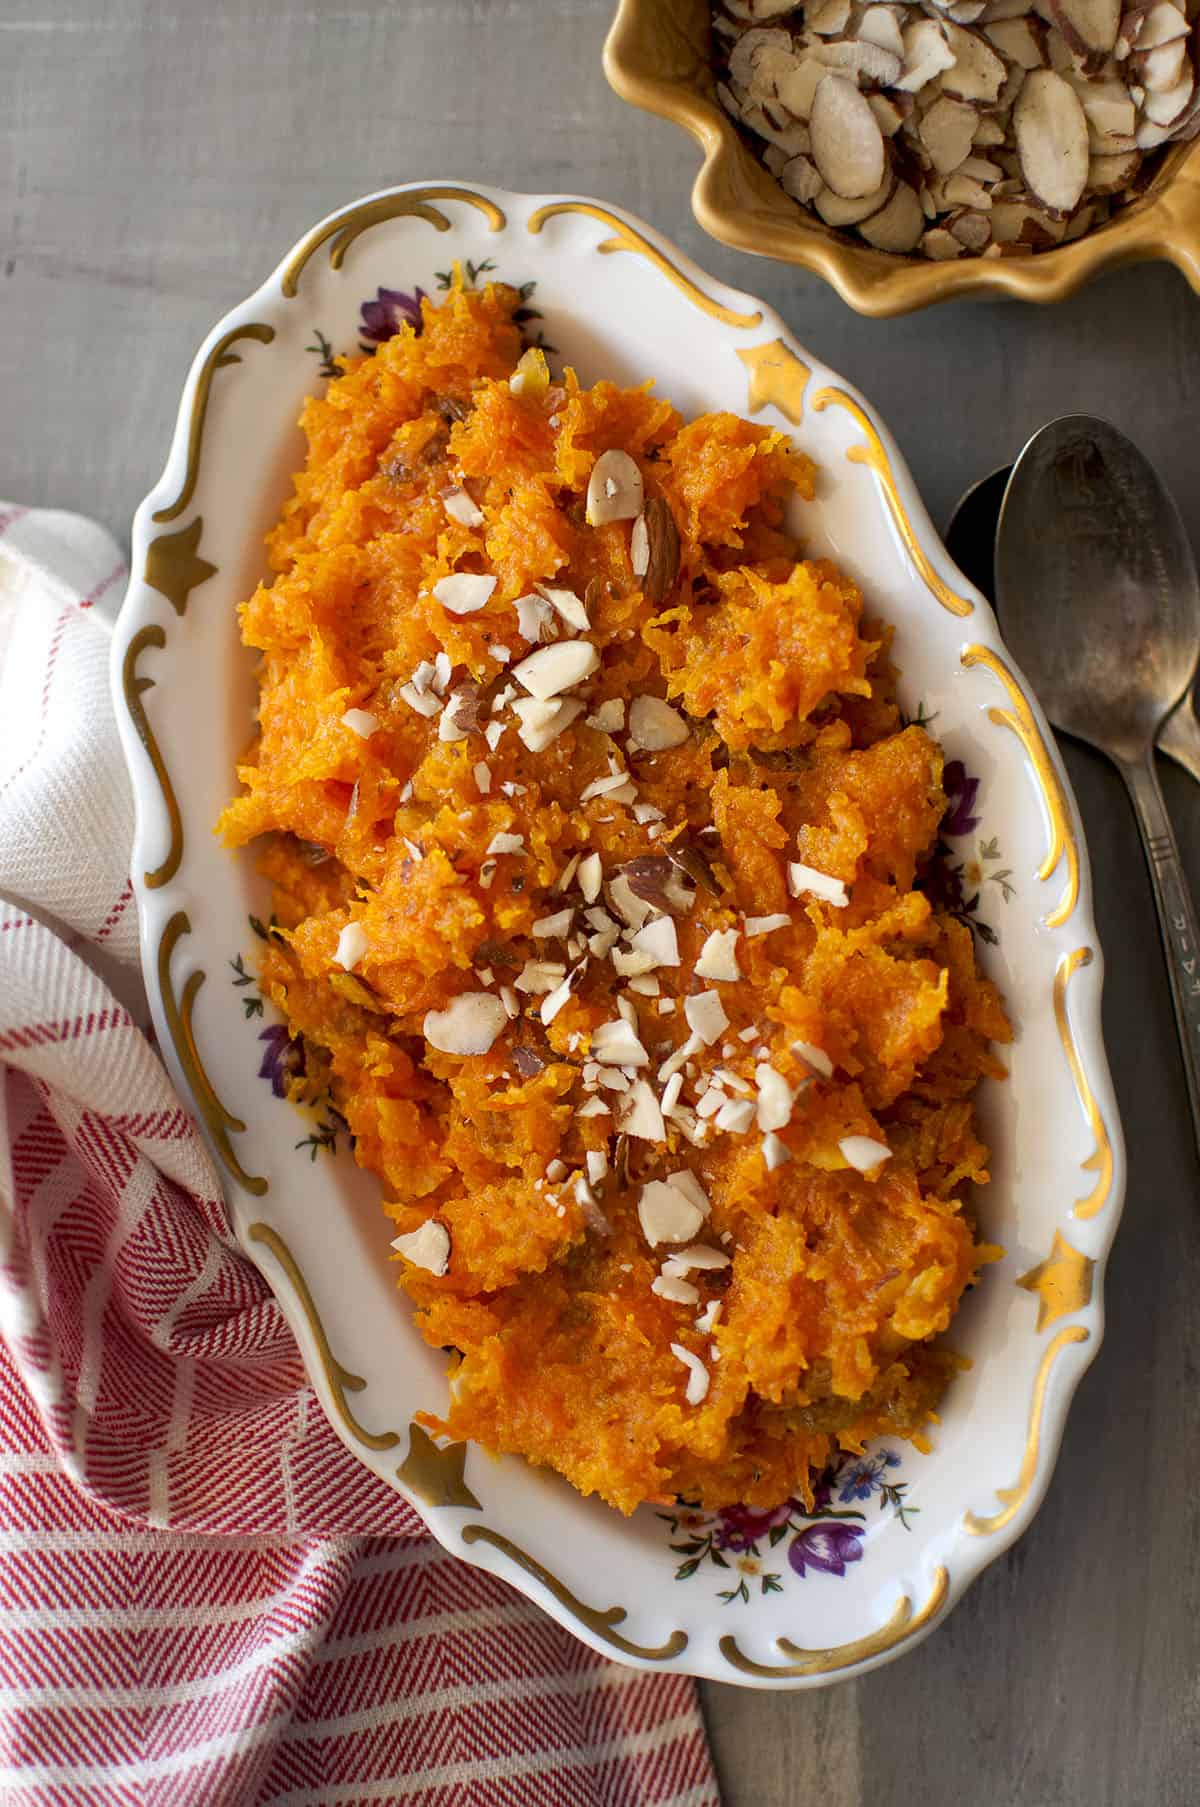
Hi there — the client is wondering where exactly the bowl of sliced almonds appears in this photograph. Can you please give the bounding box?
[605,0,1200,314]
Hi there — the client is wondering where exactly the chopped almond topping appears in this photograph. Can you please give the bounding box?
[627,695,689,751]
[695,928,742,982]
[591,1020,649,1066]
[684,990,730,1046]
[340,708,379,738]
[333,923,370,972]
[638,1176,708,1246]
[391,1219,450,1276]
[512,641,600,700]
[670,1341,710,1405]
[433,573,496,616]
[423,992,507,1056]
[839,1134,892,1175]
[744,912,791,936]
[788,861,850,907]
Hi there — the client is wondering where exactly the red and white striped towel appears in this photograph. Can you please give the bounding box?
[0,505,719,1805]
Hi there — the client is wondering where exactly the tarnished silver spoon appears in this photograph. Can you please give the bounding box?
[946,462,1200,783]
[995,416,1200,1160]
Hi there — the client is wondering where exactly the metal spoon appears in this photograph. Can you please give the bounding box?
[946,462,1200,783]
[995,416,1200,1160]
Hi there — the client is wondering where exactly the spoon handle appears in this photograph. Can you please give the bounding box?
[1158,696,1200,786]
[1121,750,1200,1162]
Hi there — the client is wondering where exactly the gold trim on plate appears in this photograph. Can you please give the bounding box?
[1017,1231,1095,1333]
[121,626,184,891]
[812,388,973,618]
[961,645,1080,930]
[461,1525,689,1662]
[248,1223,401,1451]
[159,912,267,1196]
[397,1423,481,1509]
[718,1566,949,1679]
[153,324,275,524]
[143,517,217,618]
[736,340,810,425]
[281,187,507,297]
[526,200,762,329]
[963,1325,1089,1536]
[1054,947,1115,1220]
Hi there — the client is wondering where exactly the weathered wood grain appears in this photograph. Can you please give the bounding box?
[3,4,1200,1801]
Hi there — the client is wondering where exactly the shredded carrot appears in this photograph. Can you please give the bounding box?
[219,277,1010,1515]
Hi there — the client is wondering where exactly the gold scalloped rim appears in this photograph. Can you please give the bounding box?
[603,0,1200,318]
[527,200,762,328]
[963,1327,1089,1535]
[719,1566,949,1678]
[281,187,506,298]
[1054,948,1116,1221]
[961,645,1079,928]
[122,626,183,891]
[153,325,275,524]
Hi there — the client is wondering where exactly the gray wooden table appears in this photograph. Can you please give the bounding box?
[4,2,1198,1801]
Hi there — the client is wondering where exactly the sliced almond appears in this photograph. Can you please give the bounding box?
[920,93,983,169]
[1087,145,1142,186]
[810,0,853,32]
[1048,0,1121,67]
[1131,0,1191,46]
[695,928,742,982]
[858,179,926,249]
[838,1134,893,1175]
[810,73,888,197]
[1014,67,1090,210]
[984,14,1048,63]
[340,708,379,739]
[729,22,792,89]
[628,693,689,751]
[777,54,833,117]
[816,170,897,225]
[921,223,966,256]
[1137,35,1189,87]
[633,498,681,605]
[638,1178,706,1247]
[433,572,497,616]
[333,922,370,972]
[424,992,507,1057]
[815,39,905,84]
[782,151,826,200]
[973,113,1008,144]
[619,1079,667,1142]
[867,91,913,135]
[669,1342,710,1406]
[684,989,731,1045]
[897,17,959,88]
[936,171,995,207]
[1143,62,1194,120]
[857,7,907,58]
[586,449,644,527]
[539,584,590,632]
[391,1220,450,1277]
[512,640,600,700]
[788,861,850,907]
[442,486,484,528]
[942,22,1009,98]
[512,696,585,751]
[948,204,994,246]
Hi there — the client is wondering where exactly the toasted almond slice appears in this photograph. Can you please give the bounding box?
[867,91,912,136]
[1015,67,1090,212]
[423,992,507,1056]
[1131,0,1191,46]
[984,14,1048,63]
[1138,34,1189,86]
[513,591,555,642]
[539,584,590,632]
[669,1342,710,1406]
[340,707,379,738]
[858,180,926,251]
[815,39,904,84]
[809,0,853,34]
[973,113,1007,145]
[729,22,792,88]
[433,572,497,616]
[334,922,370,972]
[839,1133,892,1175]
[591,1019,649,1066]
[782,152,826,201]
[984,0,1044,16]
[684,990,731,1045]
[920,94,982,170]
[937,172,995,208]
[942,21,1009,98]
[1062,198,1101,239]
[391,1220,450,1277]
[897,17,959,89]
[948,0,989,19]
[777,54,832,118]
[749,44,805,103]
[857,7,907,58]
[815,169,897,225]
[654,1273,701,1305]
[512,696,585,751]
[619,1079,667,1142]
[996,61,1029,107]
[958,152,1005,178]
[695,928,742,982]
[1134,111,1177,145]
[726,0,800,17]
[1143,61,1194,120]
[628,694,689,751]
[1048,0,1121,67]
[638,1178,706,1247]
[755,1065,795,1132]
[714,1096,756,1134]
[630,916,681,968]
[512,640,600,700]
[586,449,644,527]
[1087,146,1142,188]
[762,143,791,177]
[810,74,888,198]
[922,224,968,256]
[442,486,484,528]
[948,205,994,247]
[788,861,850,907]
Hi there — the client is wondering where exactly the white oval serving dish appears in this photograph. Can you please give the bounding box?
[110,181,1125,1688]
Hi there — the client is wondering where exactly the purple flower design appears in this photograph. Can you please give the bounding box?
[788,1521,865,1579]
[713,1501,794,1553]
[359,286,427,347]
[941,759,981,837]
[257,1023,306,1098]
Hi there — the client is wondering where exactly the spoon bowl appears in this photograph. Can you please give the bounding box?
[996,415,1200,1162]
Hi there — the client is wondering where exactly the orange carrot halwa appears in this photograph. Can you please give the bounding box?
[219,276,1011,1516]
